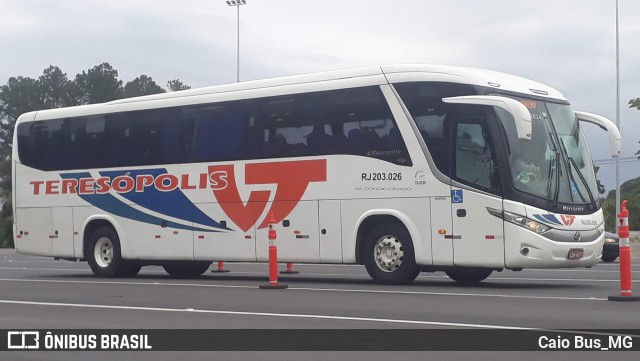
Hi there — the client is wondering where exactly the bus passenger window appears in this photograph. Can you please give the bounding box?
[323,87,412,166]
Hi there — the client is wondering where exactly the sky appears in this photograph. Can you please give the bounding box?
[1,0,639,193]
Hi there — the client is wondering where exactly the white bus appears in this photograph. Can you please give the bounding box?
[12,64,620,284]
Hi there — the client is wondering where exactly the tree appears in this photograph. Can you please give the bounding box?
[601,177,640,231]
[0,197,12,248]
[0,76,42,159]
[74,62,123,104]
[167,79,191,92]
[39,65,81,109]
[123,75,166,98]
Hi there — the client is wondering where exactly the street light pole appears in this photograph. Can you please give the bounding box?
[226,0,247,83]
[615,0,621,232]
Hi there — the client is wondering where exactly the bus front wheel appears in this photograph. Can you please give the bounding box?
[363,223,420,284]
[445,267,493,285]
[87,226,129,278]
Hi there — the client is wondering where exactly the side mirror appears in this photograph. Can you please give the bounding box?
[575,111,621,158]
[442,95,532,140]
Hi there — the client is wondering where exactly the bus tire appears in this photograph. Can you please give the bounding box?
[163,261,212,278]
[601,254,618,263]
[87,226,127,278]
[363,223,420,284]
[118,262,142,277]
[445,267,493,285]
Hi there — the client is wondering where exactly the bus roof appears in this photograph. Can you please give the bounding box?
[18,64,566,123]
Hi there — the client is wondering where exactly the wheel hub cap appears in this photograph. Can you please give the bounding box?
[374,235,404,272]
[94,237,113,268]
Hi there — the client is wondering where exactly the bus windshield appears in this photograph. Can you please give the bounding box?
[496,98,599,205]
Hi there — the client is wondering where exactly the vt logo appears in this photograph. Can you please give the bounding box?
[208,159,327,232]
[560,215,576,226]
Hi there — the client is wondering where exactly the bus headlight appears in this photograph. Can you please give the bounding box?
[486,208,551,234]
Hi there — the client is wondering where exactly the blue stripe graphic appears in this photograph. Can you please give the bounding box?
[533,214,562,226]
[61,172,220,233]
[100,169,229,230]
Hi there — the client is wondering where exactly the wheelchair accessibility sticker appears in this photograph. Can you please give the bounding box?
[451,190,463,203]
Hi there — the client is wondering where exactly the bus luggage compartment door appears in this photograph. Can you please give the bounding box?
[15,207,53,256]
[256,200,320,263]
[51,207,75,258]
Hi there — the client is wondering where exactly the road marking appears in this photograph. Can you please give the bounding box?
[0,277,608,301]
[2,266,639,282]
[0,298,539,330]
[0,277,254,289]
[290,286,607,301]
[462,276,640,283]
[0,298,636,340]
[0,267,91,271]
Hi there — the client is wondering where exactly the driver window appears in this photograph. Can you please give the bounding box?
[454,121,500,194]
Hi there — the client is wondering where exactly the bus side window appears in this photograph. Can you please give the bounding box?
[394,82,481,175]
[247,94,316,159]
[42,119,67,171]
[18,121,48,170]
[104,114,132,168]
[67,117,88,169]
[162,108,181,165]
[179,115,195,163]
[16,122,36,168]
[84,115,108,168]
[322,87,412,166]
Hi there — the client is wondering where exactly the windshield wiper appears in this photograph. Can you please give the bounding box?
[560,139,597,209]
[568,156,597,209]
[547,132,561,207]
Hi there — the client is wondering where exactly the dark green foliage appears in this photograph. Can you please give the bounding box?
[0,76,43,159]
[0,196,12,248]
[167,79,191,92]
[39,65,81,109]
[601,177,640,231]
[74,62,123,104]
[124,75,166,98]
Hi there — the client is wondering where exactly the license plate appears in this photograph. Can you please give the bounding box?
[568,248,584,260]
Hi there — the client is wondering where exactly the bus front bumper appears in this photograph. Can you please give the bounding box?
[504,224,603,269]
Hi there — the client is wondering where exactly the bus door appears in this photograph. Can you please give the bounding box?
[430,197,454,266]
[450,117,505,268]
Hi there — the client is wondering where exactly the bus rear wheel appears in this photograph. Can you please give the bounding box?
[87,226,130,278]
[163,261,212,278]
[445,267,493,285]
[363,223,420,284]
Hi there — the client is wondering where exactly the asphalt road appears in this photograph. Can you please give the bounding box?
[1,249,639,361]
